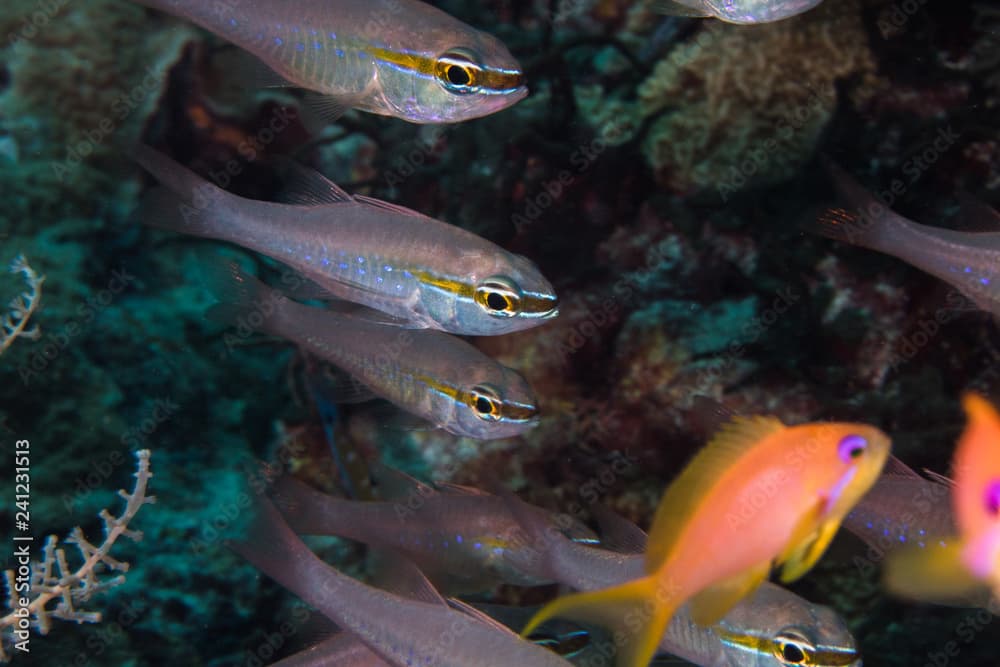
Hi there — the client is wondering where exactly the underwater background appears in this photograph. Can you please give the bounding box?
[1,0,1000,665]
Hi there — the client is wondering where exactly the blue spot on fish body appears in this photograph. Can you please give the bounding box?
[474,542,482,550]
[339,262,349,270]
[982,277,991,285]
[296,43,305,52]
[229,18,238,26]
[965,266,973,273]
[336,48,346,58]
[314,41,322,50]
[358,268,366,276]
[455,535,462,544]
[274,37,283,46]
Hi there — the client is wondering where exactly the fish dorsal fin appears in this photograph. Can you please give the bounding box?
[353,194,425,218]
[436,482,491,496]
[273,157,353,206]
[591,504,648,554]
[955,191,1000,233]
[881,454,923,479]
[922,469,955,488]
[370,463,435,501]
[651,0,712,17]
[447,598,522,638]
[370,551,448,606]
[646,416,786,569]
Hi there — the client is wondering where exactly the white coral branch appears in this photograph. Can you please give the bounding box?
[0,255,45,355]
[0,450,155,662]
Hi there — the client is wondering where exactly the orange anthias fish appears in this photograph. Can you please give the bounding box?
[521,416,891,667]
[885,394,1000,602]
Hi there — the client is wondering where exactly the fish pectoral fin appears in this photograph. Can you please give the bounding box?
[522,575,675,667]
[884,539,989,604]
[688,561,770,626]
[272,157,354,206]
[216,48,297,89]
[301,91,365,128]
[651,0,712,17]
[778,509,841,583]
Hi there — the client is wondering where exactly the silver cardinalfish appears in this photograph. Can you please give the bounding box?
[272,468,596,592]
[211,265,540,440]
[134,145,558,335]
[503,492,861,667]
[131,0,527,123]
[654,0,823,24]
[230,494,575,667]
[815,161,1000,317]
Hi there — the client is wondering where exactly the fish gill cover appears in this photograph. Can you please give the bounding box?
[0,0,999,665]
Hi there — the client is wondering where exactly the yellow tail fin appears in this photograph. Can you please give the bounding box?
[884,539,987,604]
[521,575,677,667]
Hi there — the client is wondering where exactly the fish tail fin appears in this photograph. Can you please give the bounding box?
[521,575,677,667]
[132,144,231,239]
[201,262,287,336]
[884,539,988,604]
[812,159,906,252]
[271,475,350,536]
[227,489,335,609]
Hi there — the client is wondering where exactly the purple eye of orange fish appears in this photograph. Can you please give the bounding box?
[984,479,1000,516]
[837,434,867,462]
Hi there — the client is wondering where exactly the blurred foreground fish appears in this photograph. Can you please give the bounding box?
[229,494,575,667]
[210,265,539,440]
[273,468,596,592]
[521,415,890,667]
[134,145,558,335]
[814,161,1000,317]
[131,0,527,123]
[885,394,1000,603]
[504,493,861,666]
[653,0,822,24]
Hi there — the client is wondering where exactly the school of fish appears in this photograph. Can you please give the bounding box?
[120,0,1000,665]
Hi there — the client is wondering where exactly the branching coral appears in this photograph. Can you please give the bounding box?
[0,255,43,356]
[636,0,880,194]
[0,450,155,662]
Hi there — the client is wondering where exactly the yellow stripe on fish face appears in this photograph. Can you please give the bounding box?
[412,270,558,320]
[367,45,524,95]
[415,374,537,424]
[716,628,859,666]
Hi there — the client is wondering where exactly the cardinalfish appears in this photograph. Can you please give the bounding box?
[502,489,861,666]
[272,467,597,592]
[131,0,527,123]
[521,415,890,667]
[885,394,1000,603]
[133,146,558,335]
[230,494,575,667]
[209,265,540,440]
[843,456,956,557]
[653,0,823,23]
[814,161,1000,317]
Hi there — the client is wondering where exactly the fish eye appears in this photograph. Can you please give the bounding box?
[469,384,502,421]
[474,276,523,318]
[837,434,867,463]
[984,479,1000,516]
[773,632,813,665]
[436,50,481,93]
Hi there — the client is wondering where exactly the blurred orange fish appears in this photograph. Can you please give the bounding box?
[521,416,891,667]
[885,394,1000,603]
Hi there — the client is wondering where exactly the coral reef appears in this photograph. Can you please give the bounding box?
[0,255,43,355]
[635,0,880,195]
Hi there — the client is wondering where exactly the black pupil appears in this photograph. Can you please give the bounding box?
[476,396,493,414]
[782,643,806,663]
[486,291,508,311]
[850,446,863,458]
[446,64,471,86]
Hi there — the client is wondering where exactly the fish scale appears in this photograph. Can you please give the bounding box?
[131,0,528,122]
